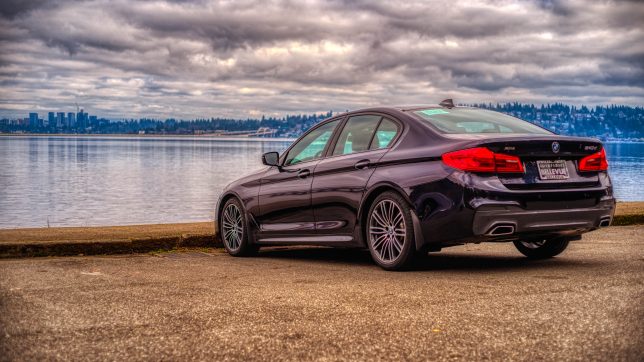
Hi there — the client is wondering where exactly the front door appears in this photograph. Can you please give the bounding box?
[256,119,340,239]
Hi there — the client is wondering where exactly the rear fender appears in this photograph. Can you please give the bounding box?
[357,182,425,250]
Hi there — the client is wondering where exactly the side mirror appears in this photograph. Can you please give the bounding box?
[262,151,280,167]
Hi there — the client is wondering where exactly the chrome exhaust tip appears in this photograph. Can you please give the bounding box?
[486,223,516,236]
[599,217,611,228]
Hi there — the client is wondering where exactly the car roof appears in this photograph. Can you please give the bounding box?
[327,104,480,122]
[344,105,460,114]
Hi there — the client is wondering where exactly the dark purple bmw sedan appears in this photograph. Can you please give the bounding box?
[217,100,616,270]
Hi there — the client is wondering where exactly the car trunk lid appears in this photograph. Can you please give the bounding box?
[465,135,604,190]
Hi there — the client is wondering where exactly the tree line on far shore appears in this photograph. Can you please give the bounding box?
[2,103,642,140]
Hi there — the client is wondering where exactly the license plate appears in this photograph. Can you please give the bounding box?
[537,160,569,180]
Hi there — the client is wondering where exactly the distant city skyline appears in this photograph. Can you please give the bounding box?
[7,108,95,129]
[0,1,643,120]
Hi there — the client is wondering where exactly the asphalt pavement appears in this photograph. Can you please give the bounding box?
[1,226,643,361]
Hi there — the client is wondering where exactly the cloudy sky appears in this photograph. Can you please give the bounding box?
[0,0,643,120]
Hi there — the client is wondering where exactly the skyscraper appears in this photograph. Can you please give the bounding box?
[67,112,76,127]
[48,112,55,127]
[29,113,38,127]
[56,112,65,128]
[77,109,87,128]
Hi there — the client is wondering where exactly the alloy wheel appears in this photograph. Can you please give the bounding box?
[369,199,407,264]
[222,203,243,251]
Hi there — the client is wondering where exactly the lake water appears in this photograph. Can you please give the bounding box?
[0,136,642,228]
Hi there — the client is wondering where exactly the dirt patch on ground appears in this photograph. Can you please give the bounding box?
[616,201,644,215]
[0,222,214,244]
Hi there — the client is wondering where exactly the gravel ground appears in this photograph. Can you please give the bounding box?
[1,226,643,361]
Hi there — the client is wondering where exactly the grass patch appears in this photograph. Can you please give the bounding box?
[148,246,220,256]
[612,214,644,226]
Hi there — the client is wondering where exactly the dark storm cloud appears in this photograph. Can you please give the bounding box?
[0,0,642,119]
[0,0,55,19]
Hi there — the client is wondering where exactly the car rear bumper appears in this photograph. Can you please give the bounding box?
[407,168,616,248]
[472,198,616,237]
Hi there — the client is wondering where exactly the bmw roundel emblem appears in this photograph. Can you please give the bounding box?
[552,141,560,154]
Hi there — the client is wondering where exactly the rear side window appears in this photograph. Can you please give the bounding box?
[370,118,399,150]
[332,115,381,156]
[413,108,551,135]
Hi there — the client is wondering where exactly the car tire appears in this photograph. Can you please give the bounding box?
[219,198,258,257]
[366,191,417,270]
[513,238,570,259]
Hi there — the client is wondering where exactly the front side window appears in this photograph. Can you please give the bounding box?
[332,115,381,156]
[370,118,399,150]
[284,120,339,166]
[413,108,552,135]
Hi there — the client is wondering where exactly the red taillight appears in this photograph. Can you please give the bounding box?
[493,152,525,173]
[578,148,608,171]
[442,147,524,173]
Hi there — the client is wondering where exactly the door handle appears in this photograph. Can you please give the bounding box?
[354,159,371,170]
[297,169,311,178]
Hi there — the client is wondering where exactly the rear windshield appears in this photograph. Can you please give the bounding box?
[413,108,552,135]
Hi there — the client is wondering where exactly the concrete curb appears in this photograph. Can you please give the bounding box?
[0,214,640,259]
[0,233,221,258]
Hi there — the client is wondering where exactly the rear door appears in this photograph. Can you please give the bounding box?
[311,115,401,237]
